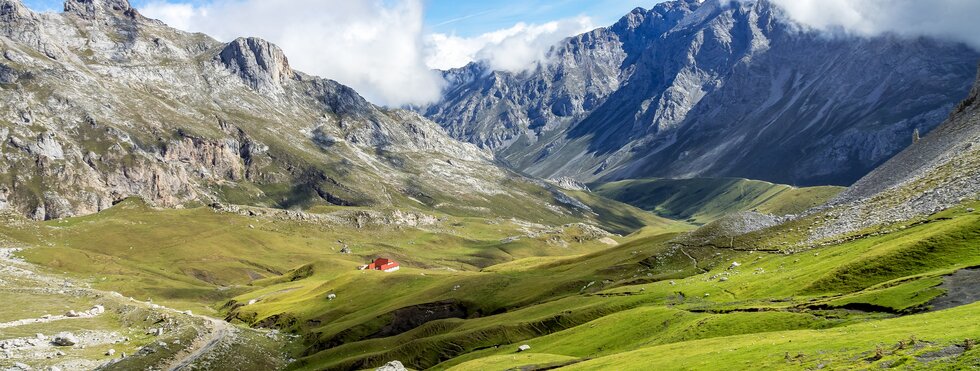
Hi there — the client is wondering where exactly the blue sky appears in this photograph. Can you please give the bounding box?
[423,0,655,37]
[24,0,656,37]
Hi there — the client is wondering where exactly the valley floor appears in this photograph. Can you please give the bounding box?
[0,191,978,370]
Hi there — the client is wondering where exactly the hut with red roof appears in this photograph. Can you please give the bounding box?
[364,258,400,272]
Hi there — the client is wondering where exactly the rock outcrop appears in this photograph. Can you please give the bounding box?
[218,37,295,92]
[424,0,979,187]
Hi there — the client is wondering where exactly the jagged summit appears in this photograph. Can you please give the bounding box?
[218,37,296,93]
[64,0,140,19]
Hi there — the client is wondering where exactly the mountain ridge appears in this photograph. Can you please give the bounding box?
[0,0,580,221]
[424,0,980,187]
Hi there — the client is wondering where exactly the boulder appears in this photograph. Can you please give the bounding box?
[52,332,78,346]
[518,344,531,352]
[106,348,116,356]
[375,360,407,371]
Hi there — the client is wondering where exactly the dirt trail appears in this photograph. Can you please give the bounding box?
[0,246,248,370]
[166,317,237,371]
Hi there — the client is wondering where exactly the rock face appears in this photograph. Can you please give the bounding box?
[0,0,577,221]
[424,0,980,187]
[810,63,980,241]
[218,37,295,92]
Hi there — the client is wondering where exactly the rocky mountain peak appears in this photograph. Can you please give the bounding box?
[218,37,296,93]
[64,0,139,20]
[0,0,29,18]
[1,0,37,27]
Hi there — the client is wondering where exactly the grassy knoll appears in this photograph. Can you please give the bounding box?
[592,178,844,224]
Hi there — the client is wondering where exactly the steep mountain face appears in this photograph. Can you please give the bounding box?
[424,0,980,186]
[0,0,576,220]
[811,63,980,240]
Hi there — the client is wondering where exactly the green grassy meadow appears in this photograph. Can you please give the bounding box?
[0,182,977,370]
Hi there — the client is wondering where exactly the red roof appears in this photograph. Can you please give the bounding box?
[367,258,399,271]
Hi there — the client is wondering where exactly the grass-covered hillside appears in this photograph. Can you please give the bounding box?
[2,187,977,370]
[592,178,844,224]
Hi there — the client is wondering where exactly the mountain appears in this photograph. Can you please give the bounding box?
[423,0,980,187]
[0,0,579,221]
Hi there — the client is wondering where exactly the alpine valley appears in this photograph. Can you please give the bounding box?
[0,0,977,370]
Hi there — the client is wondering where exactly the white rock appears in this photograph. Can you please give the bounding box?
[106,348,116,356]
[729,261,741,270]
[375,361,407,371]
[327,294,337,300]
[518,344,531,352]
[65,310,80,317]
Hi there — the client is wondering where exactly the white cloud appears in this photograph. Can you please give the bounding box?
[425,17,596,72]
[140,0,445,107]
[769,0,980,49]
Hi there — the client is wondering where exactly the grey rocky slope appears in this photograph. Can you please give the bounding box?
[809,63,980,241]
[0,0,578,220]
[424,0,980,187]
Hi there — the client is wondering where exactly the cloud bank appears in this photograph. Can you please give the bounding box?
[769,0,980,50]
[425,17,595,72]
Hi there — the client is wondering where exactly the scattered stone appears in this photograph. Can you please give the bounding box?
[13,362,30,370]
[35,333,45,341]
[247,299,259,305]
[729,262,741,270]
[968,208,975,213]
[148,328,164,336]
[52,332,78,346]
[375,360,407,371]
[340,245,352,254]
[327,293,337,301]
[65,310,80,318]
[669,280,676,285]
[719,277,729,282]
[106,349,116,356]
[518,344,531,352]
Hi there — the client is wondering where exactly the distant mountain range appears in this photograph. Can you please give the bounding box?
[423,0,980,186]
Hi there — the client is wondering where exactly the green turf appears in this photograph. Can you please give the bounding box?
[591,178,844,224]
